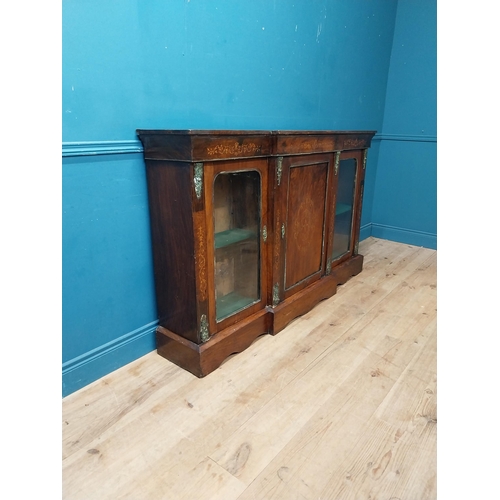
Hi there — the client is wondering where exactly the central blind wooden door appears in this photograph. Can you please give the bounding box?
[284,159,329,291]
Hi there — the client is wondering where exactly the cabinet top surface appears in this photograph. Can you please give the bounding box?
[136,129,377,136]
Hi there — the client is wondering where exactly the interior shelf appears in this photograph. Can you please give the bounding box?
[214,228,256,249]
[216,292,258,320]
[335,203,352,216]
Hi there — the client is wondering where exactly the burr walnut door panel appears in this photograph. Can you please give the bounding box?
[281,154,332,298]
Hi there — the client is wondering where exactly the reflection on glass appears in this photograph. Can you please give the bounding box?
[332,158,357,261]
[213,170,261,321]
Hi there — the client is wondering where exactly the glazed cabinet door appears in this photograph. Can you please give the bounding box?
[326,149,366,269]
[273,153,333,303]
[203,159,269,333]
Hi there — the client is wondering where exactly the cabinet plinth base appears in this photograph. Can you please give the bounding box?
[156,256,363,375]
[270,254,364,334]
[156,308,271,377]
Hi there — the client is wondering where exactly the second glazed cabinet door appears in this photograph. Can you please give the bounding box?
[327,150,365,267]
[204,159,269,333]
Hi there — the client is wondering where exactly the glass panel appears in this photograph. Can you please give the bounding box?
[331,158,357,261]
[213,170,261,322]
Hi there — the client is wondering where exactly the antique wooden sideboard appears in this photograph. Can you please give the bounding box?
[137,130,376,376]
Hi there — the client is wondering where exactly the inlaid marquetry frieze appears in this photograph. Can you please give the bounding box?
[343,138,367,149]
[206,142,262,157]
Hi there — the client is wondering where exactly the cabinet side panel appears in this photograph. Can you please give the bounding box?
[145,161,198,342]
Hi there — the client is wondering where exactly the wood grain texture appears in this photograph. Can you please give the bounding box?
[145,161,199,342]
[63,238,437,500]
[284,160,328,290]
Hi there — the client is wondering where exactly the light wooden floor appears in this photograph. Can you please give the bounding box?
[62,237,437,500]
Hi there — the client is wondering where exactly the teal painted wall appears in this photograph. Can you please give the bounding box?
[372,0,437,248]
[63,0,396,138]
[62,0,401,396]
[62,153,157,394]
